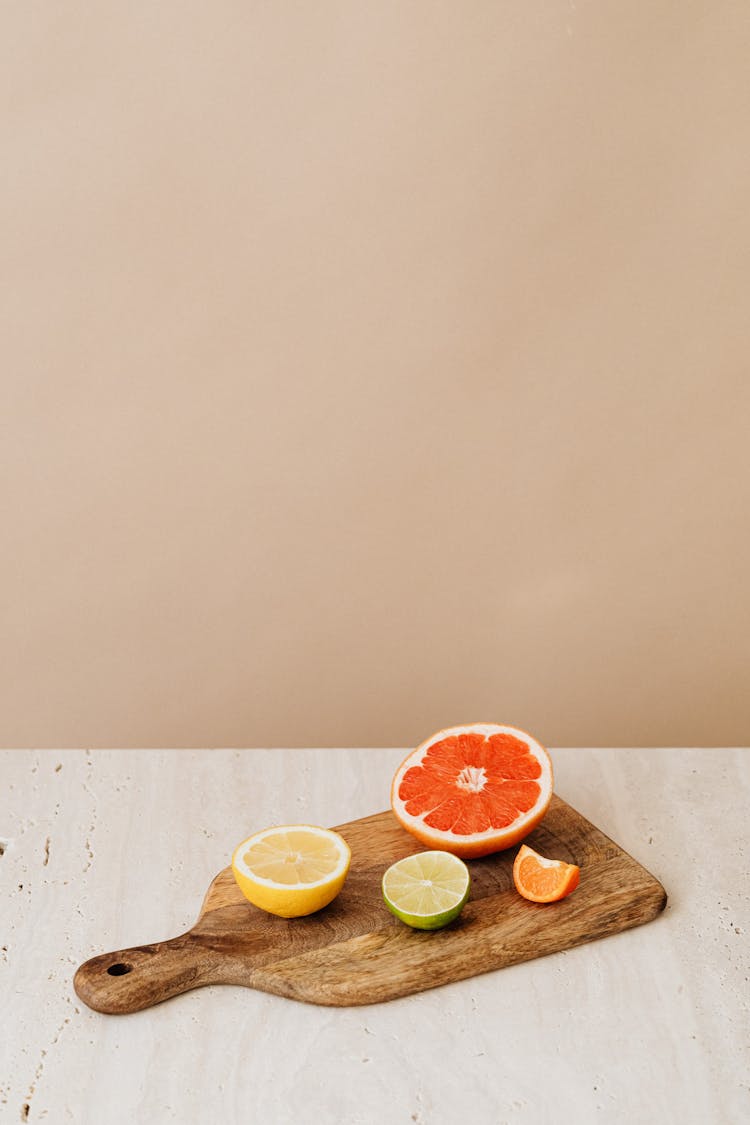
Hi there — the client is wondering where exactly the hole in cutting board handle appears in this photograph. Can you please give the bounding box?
[107,962,133,976]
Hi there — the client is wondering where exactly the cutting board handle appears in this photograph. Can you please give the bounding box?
[74,933,223,1014]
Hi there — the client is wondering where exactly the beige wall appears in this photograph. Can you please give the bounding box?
[2,3,749,748]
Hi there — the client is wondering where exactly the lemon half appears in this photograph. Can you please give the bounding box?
[231,824,351,918]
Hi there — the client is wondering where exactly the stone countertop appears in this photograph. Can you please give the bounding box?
[1,748,748,1124]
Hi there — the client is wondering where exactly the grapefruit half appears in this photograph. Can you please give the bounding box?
[391,723,553,858]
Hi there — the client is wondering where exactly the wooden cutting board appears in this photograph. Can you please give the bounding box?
[74,794,666,1013]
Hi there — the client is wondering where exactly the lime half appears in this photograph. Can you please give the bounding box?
[382,851,470,930]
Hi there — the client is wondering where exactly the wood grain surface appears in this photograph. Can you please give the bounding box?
[74,794,666,1012]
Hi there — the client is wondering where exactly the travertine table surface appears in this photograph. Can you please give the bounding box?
[1,749,748,1124]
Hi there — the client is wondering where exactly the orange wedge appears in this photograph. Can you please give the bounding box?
[512,844,580,903]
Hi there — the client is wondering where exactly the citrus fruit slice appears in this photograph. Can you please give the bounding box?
[391,723,553,858]
[231,825,351,918]
[512,844,580,903]
[382,850,470,930]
